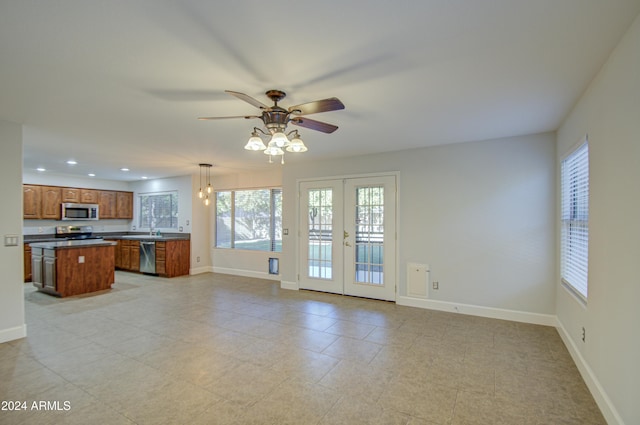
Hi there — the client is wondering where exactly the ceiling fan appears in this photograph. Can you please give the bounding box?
[198,90,345,163]
[198,89,345,135]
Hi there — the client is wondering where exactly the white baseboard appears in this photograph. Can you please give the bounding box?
[0,324,27,344]
[190,266,214,275]
[556,318,624,425]
[212,267,280,281]
[280,280,299,291]
[396,296,557,326]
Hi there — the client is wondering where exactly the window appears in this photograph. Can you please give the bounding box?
[561,140,589,299]
[215,188,282,252]
[139,191,178,229]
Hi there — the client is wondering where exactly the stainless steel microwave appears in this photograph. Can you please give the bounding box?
[61,203,99,221]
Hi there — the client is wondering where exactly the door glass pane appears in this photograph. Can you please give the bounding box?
[308,188,333,279]
[355,186,384,285]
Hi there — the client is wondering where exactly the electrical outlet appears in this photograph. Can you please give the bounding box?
[197,256,200,263]
[432,281,439,290]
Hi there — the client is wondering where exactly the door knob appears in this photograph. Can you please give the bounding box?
[345,241,352,247]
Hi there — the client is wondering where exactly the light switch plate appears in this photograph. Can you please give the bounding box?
[4,234,19,246]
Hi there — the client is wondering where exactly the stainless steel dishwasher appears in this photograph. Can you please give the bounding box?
[140,241,156,274]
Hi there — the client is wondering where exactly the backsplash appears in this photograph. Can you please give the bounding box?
[23,220,132,236]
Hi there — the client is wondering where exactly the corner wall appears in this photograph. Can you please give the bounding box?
[0,120,26,343]
[556,14,640,425]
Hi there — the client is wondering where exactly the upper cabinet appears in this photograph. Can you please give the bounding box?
[61,187,80,203]
[80,189,98,204]
[98,191,117,219]
[23,185,42,219]
[41,186,62,220]
[116,191,133,219]
[23,185,133,220]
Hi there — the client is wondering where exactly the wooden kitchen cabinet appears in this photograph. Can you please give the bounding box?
[31,243,116,297]
[115,240,140,272]
[105,240,121,269]
[116,191,133,219]
[62,187,81,203]
[98,191,117,219]
[156,240,190,277]
[23,185,132,220]
[23,185,61,219]
[120,240,131,270]
[155,242,166,276]
[129,241,140,271]
[80,189,99,204]
[23,185,42,219]
[41,186,62,219]
[24,243,32,282]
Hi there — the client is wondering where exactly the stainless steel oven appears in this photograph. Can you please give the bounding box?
[61,203,99,221]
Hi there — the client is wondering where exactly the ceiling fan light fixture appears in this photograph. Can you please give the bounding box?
[286,134,307,153]
[271,131,289,148]
[200,90,344,164]
[264,145,284,156]
[244,131,266,151]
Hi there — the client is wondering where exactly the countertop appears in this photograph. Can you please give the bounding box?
[29,239,118,250]
[24,233,190,243]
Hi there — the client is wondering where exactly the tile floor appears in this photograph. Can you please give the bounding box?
[1,272,606,425]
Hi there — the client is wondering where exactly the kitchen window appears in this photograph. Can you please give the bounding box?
[215,188,282,252]
[139,191,178,229]
[560,140,589,300]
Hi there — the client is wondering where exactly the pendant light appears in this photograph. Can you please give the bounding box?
[198,163,212,206]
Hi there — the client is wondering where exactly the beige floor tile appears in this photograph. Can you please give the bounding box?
[0,273,605,425]
[248,378,340,425]
[322,335,383,363]
[318,395,411,425]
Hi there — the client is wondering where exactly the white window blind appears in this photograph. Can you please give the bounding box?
[560,141,589,299]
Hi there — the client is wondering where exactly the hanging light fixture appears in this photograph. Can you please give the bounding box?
[198,163,212,206]
[199,89,345,164]
[244,127,306,164]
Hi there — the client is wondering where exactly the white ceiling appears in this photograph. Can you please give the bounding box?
[1,0,639,181]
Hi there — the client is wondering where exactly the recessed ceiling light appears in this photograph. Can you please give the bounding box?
[66,160,77,165]
[120,168,130,172]
[141,176,148,180]
[88,173,96,177]
[36,167,46,172]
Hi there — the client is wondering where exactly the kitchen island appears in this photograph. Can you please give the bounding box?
[30,239,117,297]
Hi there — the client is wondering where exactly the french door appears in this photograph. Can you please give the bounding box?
[298,175,396,301]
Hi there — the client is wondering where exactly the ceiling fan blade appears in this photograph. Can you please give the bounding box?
[288,98,345,115]
[290,117,338,134]
[197,115,260,120]
[225,90,269,109]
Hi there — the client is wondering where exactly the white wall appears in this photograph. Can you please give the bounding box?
[556,14,640,425]
[190,172,211,274]
[0,120,26,343]
[210,168,282,280]
[282,133,556,319]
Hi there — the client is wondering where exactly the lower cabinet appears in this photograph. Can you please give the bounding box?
[31,245,115,297]
[155,240,190,277]
[112,240,140,272]
[24,244,32,282]
[112,238,189,277]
